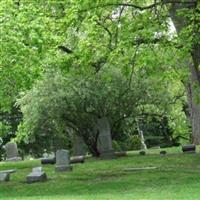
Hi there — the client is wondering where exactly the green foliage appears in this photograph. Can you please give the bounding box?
[126,135,141,151]
[1,0,196,150]
[112,140,122,152]
[16,67,144,154]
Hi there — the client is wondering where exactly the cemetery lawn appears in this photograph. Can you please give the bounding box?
[1,147,200,200]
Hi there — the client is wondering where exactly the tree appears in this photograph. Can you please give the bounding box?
[62,0,198,142]
[0,0,192,151]
[168,0,200,143]
[17,67,148,156]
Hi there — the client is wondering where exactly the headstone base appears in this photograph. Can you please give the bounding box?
[55,165,73,172]
[6,157,22,162]
[100,150,116,159]
[26,172,47,184]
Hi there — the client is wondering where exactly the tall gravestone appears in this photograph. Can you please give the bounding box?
[55,150,72,172]
[97,117,116,159]
[5,142,22,162]
[72,136,87,156]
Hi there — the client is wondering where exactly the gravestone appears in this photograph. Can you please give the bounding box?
[182,144,196,153]
[0,173,9,182]
[70,156,85,164]
[72,136,87,156]
[5,142,22,161]
[0,169,16,182]
[55,150,72,172]
[41,157,56,165]
[26,167,47,184]
[97,117,116,159]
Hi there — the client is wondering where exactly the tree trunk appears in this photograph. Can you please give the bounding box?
[169,0,200,144]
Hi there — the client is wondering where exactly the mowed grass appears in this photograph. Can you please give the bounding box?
[1,147,200,200]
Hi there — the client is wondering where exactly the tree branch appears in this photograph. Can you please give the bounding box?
[80,1,197,12]
[58,46,73,54]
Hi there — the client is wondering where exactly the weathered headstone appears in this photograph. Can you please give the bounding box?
[0,173,10,182]
[41,157,56,165]
[70,156,85,164]
[0,169,16,182]
[97,117,116,159]
[72,136,87,156]
[26,167,47,184]
[182,144,196,153]
[5,142,22,162]
[55,150,72,172]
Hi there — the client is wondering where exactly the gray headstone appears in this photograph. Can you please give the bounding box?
[0,173,10,182]
[97,117,115,159]
[26,167,47,183]
[55,149,72,172]
[0,169,16,182]
[182,144,196,153]
[72,136,87,156]
[5,142,21,161]
[32,167,42,173]
[26,171,47,184]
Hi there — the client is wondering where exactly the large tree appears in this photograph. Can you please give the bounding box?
[63,0,199,142]
[168,0,200,143]
[0,0,192,148]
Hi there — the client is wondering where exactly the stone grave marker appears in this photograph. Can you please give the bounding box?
[0,173,9,182]
[97,117,116,159]
[55,149,72,172]
[26,167,47,184]
[0,169,16,182]
[72,136,87,156]
[5,142,22,162]
[182,144,196,153]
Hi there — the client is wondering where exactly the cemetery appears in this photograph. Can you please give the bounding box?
[0,0,200,200]
[1,146,200,200]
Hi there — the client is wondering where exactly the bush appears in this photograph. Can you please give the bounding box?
[112,140,122,151]
[126,135,141,151]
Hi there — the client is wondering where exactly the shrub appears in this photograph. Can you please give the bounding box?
[112,140,122,151]
[126,135,141,151]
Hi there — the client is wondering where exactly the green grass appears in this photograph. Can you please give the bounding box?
[1,147,200,200]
